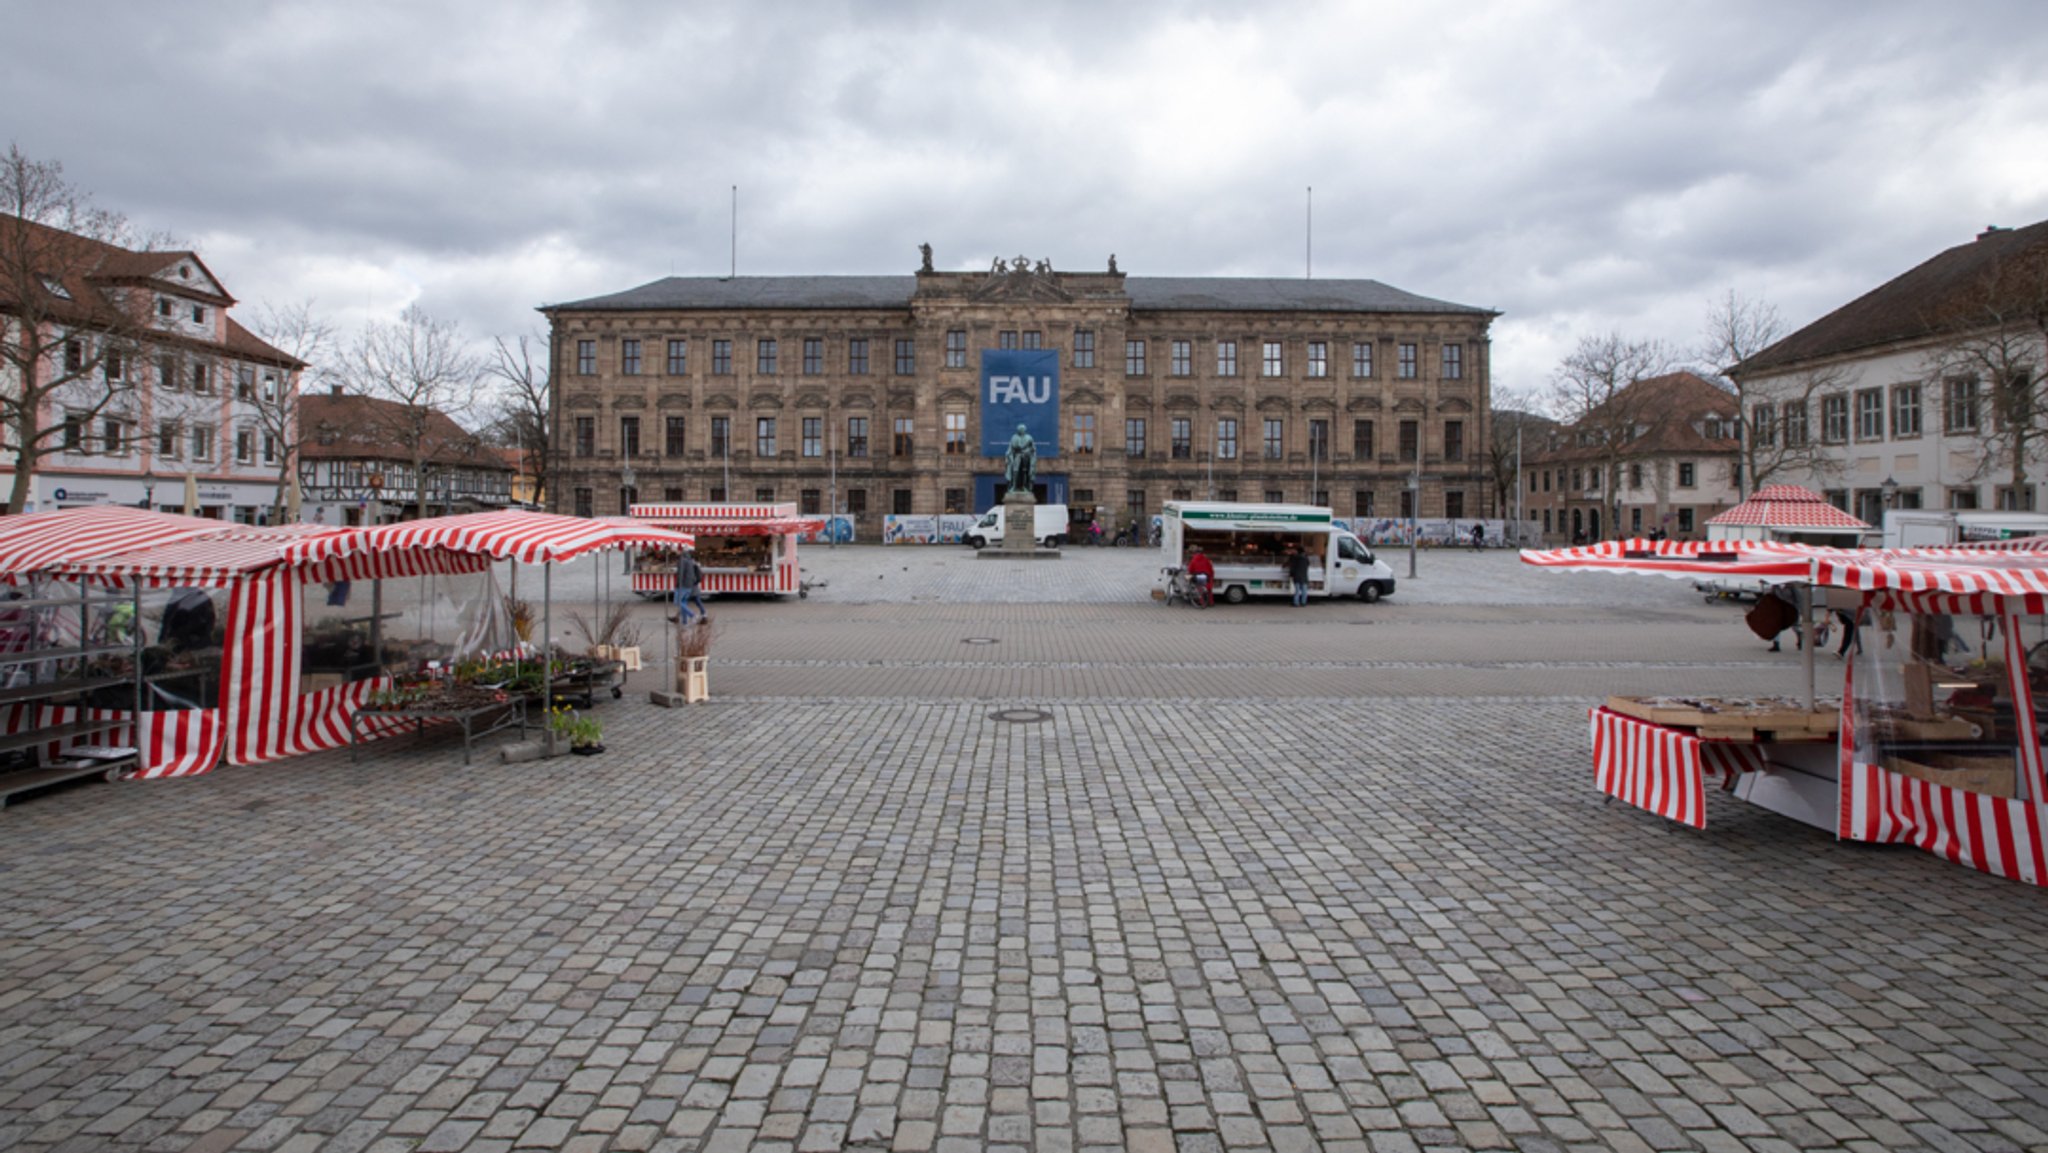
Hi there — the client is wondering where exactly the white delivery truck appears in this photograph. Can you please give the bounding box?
[1155,501,1397,603]
[1884,509,2048,548]
[963,503,1070,549]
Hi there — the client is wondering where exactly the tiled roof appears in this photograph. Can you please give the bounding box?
[1525,372,1738,462]
[1735,219,2048,375]
[300,393,505,469]
[545,274,1493,315]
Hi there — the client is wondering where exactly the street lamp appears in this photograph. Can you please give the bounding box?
[1880,475,1899,508]
[140,471,156,511]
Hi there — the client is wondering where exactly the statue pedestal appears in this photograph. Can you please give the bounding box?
[979,491,1062,560]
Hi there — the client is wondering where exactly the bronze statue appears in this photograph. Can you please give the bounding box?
[919,242,933,272]
[1004,424,1037,497]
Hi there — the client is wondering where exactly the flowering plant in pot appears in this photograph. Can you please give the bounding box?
[549,705,604,754]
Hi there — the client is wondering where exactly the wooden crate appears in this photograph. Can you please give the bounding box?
[1882,752,2018,799]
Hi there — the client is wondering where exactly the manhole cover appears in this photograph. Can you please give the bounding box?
[989,708,1052,724]
[963,637,1000,645]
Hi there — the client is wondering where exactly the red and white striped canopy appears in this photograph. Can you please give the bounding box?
[280,509,697,566]
[627,502,823,536]
[0,506,228,581]
[1519,538,1824,583]
[50,524,488,587]
[1706,484,1871,530]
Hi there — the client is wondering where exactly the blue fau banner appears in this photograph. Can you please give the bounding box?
[980,349,1060,459]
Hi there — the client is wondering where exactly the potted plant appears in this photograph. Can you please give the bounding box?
[550,705,604,755]
[570,603,645,670]
[675,618,713,703]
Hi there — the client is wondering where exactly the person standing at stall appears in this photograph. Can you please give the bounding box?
[1287,544,1312,607]
[673,547,708,624]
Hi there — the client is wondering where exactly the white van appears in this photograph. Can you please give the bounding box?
[964,503,1070,549]
[1155,501,1397,603]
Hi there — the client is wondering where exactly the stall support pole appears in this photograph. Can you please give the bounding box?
[543,564,554,755]
[1800,583,1816,712]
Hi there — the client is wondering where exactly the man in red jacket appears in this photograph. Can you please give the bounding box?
[1186,546,1215,603]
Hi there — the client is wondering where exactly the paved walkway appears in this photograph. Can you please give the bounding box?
[1,551,2042,1153]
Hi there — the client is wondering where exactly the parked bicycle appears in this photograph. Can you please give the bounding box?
[1162,566,1213,609]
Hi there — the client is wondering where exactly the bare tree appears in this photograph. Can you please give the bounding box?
[1548,333,1675,540]
[0,144,154,513]
[343,304,484,520]
[1701,289,1843,496]
[484,332,549,506]
[248,301,333,521]
[1917,242,2048,506]
[1484,386,1552,532]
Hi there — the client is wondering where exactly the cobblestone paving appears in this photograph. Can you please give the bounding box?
[3,553,2041,1152]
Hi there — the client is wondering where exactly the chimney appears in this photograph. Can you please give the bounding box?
[1979,225,2008,240]
[330,383,344,397]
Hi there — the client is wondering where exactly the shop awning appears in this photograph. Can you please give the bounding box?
[280,509,697,566]
[0,506,228,580]
[1518,539,1824,583]
[1706,484,1872,532]
[52,524,490,588]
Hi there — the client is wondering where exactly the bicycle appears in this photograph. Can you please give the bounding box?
[1162,566,1213,609]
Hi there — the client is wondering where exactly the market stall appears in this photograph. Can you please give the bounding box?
[625,503,823,597]
[1525,537,2048,885]
[1696,485,1872,600]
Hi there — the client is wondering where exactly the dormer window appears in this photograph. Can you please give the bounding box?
[191,305,206,324]
[40,275,69,299]
[1704,417,1722,439]
[157,297,172,318]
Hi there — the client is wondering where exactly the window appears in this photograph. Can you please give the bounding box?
[803,338,823,375]
[1260,489,1282,504]
[1352,341,1373,378]
[755,417,777,456]
[712,340,733,374]
[1022,331,1042,349]
[64,340,83,372]
[104,419,127,455]
[1073,330,1094,368]
[1398,420,1419,462]
[1398,343,1417,379]
[1751,403,1776,448]
[574,488,593,518]
[191,362,210,393]
[1263,418,1284,459]
[236,428,254,464]
[1441,344,1463,380]
[1630,463,1643,488]
[1262,341,1284,377]
[1631,509,1643,535]
[847,416,869,457]
[157,297,171,318]
[755,487,776,503]
[621,339,641,375]
[894,339,915,375]
[1445,491,1465,519]
[1173,488,1193,502]
[848,339,869,375]
[1821,395,1848,443]
[191,305,206,324]
[236,366,255,400]
[262,373,277,401]
[158,354,178,391]
[577,340,596,375]
[893,417,914,456]
[1946,377,1980,432]
[893,489,913,515]
[1125,418,1146,457]
[1307,342,1328,378]
[1127,490,1146,523]
[1997,484,2036,512]
[1217,340,1238,376]
[998,330,1017,350]
[158,420,180,459]
[1171,417,1191,460]
[946,329,967,369]
[1170,340,1191,376]
[620,416,640,458]
[757,339,778,374]
[574,416,596,457]
[846,489,867,515]
[667,339,688,375]
[1073,413,1095,455]
[104,350,123,381]
[1353,419,1374,459]
[1355,490,1375,517]
[1678,462,1696,488]
[711,416,730,458]
[1220,489,1239,503]
[1444,420,1464,463]
[190,424,213,461]
[62,413,83,452]
[262,433,276,464]
[1678,508,1695,533]
[666,415,687,456]
[1949,486,1980,510]
[944,487,966,514]
[945,412,967,454]
[803,416,823,458]
[1217,418,1238,460]
[1892,384,1922,438]
[1854,388,1883,440]
[1308,419,1328,462]
[1125,340,1146,376]
[1783,402,1809,447]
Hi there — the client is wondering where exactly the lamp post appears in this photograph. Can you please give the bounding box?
[1407,453,1420,579]
[140,472,156,511]
[1880,475,1899,509]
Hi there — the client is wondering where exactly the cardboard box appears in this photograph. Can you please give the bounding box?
[1882,752,2018,799]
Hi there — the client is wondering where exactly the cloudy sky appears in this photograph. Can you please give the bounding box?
[8,0,2048,402]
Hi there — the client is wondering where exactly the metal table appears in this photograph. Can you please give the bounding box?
[349,696,527,765]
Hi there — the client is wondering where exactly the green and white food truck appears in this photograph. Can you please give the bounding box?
[1155,501,1396,603]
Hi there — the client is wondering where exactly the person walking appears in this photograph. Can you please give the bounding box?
[1185,545,1215,605]
[673,546,708,624]
[1470,522,1485,552]
[1287,544,1311,607]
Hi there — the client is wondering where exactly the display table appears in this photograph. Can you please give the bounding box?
[350,695,526,765]
[546,659,625,709]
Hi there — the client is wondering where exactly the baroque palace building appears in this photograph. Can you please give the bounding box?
[541,251,1496,532]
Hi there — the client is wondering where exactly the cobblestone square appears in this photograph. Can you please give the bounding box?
[3,549,2044,1152]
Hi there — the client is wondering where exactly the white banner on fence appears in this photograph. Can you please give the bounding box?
[883,514,978,544]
